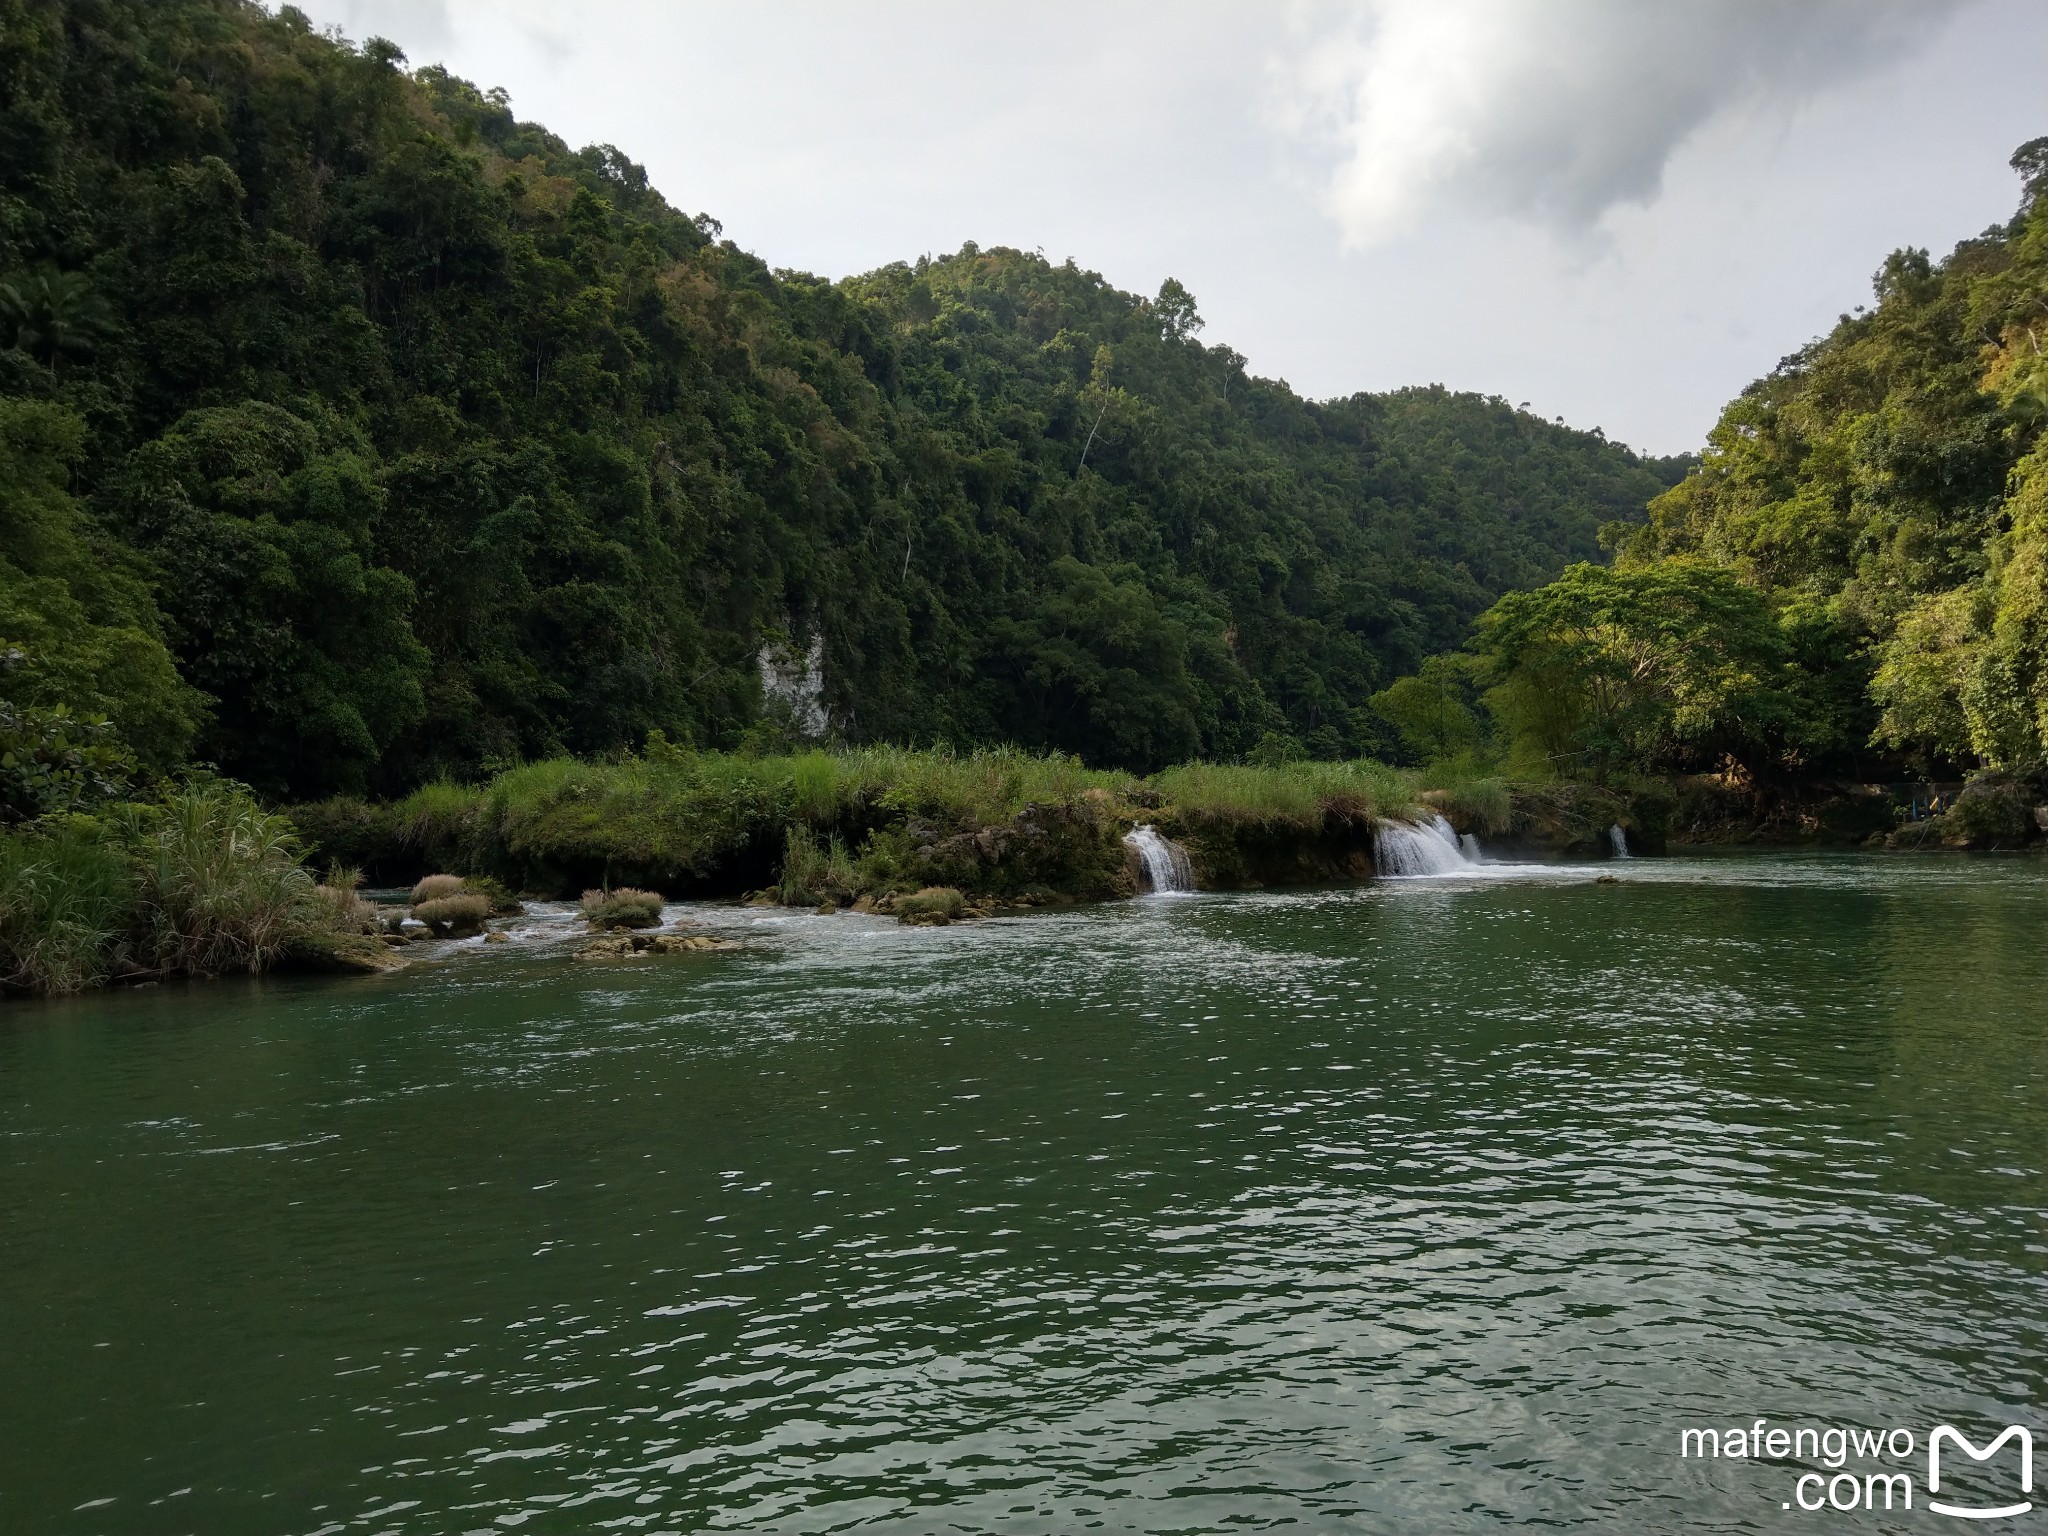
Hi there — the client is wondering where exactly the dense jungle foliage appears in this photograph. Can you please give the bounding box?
[1454,139,2048,784]
[0,0,1688,809]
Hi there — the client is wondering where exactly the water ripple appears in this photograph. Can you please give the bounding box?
[0,853,2041,1533]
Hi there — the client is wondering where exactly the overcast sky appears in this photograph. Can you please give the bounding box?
[295,0,2045,456]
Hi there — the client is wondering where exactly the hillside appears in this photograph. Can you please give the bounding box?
[0,0,1683,802]
[1463,138,2048,788]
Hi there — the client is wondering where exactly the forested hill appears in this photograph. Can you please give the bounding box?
[1456,139,2047,790]
[0,1,1684,800]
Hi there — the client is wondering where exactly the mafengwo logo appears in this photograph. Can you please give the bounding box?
[1678,1419,2034,1517]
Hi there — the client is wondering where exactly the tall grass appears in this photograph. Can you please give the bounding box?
[850,744,1128,822]
[1,782,367,996]
[134,785,317,977]
[777,823,859,905]
[1414,761,1514,834]
[1153,759,1410,825]
[0,828,134,993]
[391,780,486,854]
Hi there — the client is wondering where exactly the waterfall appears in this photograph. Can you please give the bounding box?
[1124,824,1195,894]
[1608,824,1632,859]
[1375,814,1484,876]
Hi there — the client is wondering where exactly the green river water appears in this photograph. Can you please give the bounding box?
[3,852,2043,1533]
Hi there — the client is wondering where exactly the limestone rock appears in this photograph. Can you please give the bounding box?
[299,934,410,974]
[575,934,644,960]
[578,931,741,959]
[649,933,738,954]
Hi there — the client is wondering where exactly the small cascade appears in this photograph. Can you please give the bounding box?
[1608,824,1632,859]
[1375,813,1484,877]
[1124,824,1195,894]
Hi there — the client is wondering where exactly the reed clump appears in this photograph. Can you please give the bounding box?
[311,866,379,935]
[0,826,134,994]
[409,874,490,938]
[130,785,317,977]
[777,824,858,907]
[0,781,373,995]
[410,873,466,904]
[580,886,664,930]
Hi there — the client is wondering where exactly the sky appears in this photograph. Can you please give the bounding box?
[293,0,2046,456]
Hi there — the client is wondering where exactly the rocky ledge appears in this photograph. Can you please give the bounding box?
[576,932,743,960]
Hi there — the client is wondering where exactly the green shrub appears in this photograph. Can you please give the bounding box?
[580,886,663,929]
[285,796,392,870]
[462,873,523,915]
[483,756,780,886]
[0,700,137,821]
[390,782,486,866]
[1947,776,2036,846]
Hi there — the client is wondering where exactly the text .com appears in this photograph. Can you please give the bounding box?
[1680,1420,2034,1517]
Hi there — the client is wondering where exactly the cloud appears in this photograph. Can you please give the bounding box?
[1285,0,1964,248]
[289,0,454,56]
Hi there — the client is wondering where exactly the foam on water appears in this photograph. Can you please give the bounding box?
[1375,813,1484,876]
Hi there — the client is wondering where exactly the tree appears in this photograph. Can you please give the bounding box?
[0,267,118,372]
[1369,655,1481,764]
[1472,562,1807,780]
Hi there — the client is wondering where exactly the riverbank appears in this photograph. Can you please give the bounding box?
[288,748,2043,915]
[289,748,1425,908]
[8,750,2036,998]
[0,781,399,997]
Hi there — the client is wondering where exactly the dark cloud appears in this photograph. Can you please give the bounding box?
[1286,0,1960,245]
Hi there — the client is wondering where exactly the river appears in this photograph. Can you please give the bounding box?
[3,851,2042,1533]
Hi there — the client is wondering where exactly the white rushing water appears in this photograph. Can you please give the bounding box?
[1609,824,1632,859]
[1375,814,1486,877]
[1124,824,1196,894]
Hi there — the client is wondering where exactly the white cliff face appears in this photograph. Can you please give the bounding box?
[757,631,827,738]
